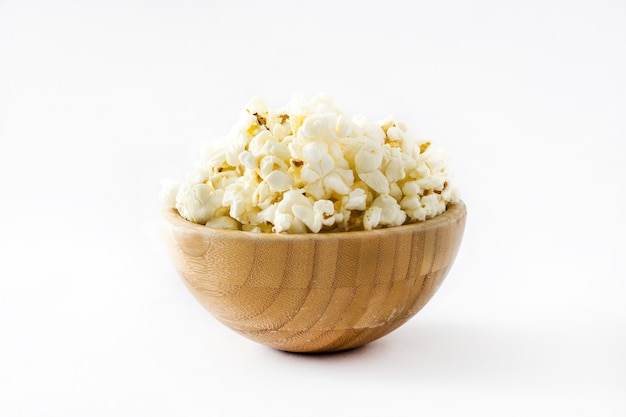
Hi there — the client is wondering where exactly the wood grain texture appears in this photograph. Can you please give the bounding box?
[162,201,467,353]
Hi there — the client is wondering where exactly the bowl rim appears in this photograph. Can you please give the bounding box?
[162,200,466,241]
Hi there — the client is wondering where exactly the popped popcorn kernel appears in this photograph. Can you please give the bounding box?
[159,178,180,208]
[162,94,458,233]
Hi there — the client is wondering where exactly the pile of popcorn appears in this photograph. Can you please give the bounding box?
[160,94,458,233]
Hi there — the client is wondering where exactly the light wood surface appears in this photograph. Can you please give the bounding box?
[162,201,466,353]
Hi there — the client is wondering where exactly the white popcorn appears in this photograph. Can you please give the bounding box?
[205,216,241,230]
[417,173,446,191]
[355,144,384,173]
[300,165,322,183]
[323,171,351,195]
[336,114,351,137]
[302,140,329,164]
[161,94,458,233]
[389,182,403,202]
[210,170,237,191]
[401,180,420,196]
[175,182,224,225]
[300,114,338,141]
[344,188,367,210]
[363,206,382,231]
[272,190,311,233]
[225,112,256,166]
[292,204,320,233]
[265,170,292,192]
[248,130,273,155]
[238,151,257,170]
[245,96,268,116]
[303,180,325,200]
[253,182,275,210]
[423,149,448,173]
[358,170,390,195]
[371,194,406,227]
[318,155,335,176]
[272,212,293,233]
[259,155,288,178]
[222,176,258,224]
[261,141,290,161]
[400,194,422,211]
[384,154,406,183]
[313,200,336,227]
[159,178,180,208]
[386,126,405,142]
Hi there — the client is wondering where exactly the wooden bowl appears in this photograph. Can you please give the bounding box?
[162,201,466,353]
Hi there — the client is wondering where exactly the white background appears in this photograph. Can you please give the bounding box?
[1,0,625,415]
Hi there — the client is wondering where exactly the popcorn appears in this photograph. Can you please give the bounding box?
[371,194,407,228]
[205,216,240,230]
[162,94,458,233]
[355,144,383,173]
[175,182,225,225]
[358,170,390,195]
[344,188,367,211]
[363,206,382,231]
[238,151,257,170]
[265,170,292,192]
[159,178,180,208]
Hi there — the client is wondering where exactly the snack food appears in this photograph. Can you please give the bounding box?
[161,94,458,233]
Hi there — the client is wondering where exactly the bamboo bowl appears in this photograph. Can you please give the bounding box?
[162,201,466,353]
